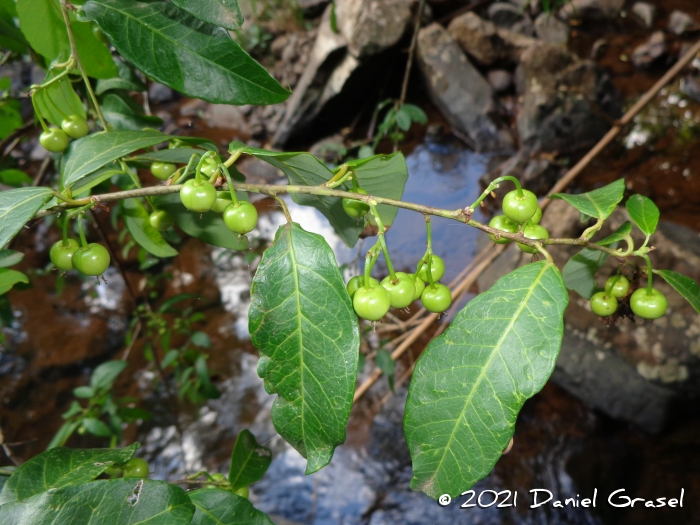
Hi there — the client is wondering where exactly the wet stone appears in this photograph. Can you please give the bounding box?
[631,2,656,28]
[668,10,695,36]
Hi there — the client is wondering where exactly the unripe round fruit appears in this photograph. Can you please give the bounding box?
[517,224,549,254]
[122,458,149,478]
[353,284,391,321]
[421,283,452,313]
[233,486,249,499]
[180,179,217,212]
[528,206,543,225]
[92,24,109,45]
[151,162,177,181]
[502,189,539,224]
[605,275,630,298]
[630,288,668,320]
[149,210,174,231]
[411,274,425,301]
[488,215,517,244]
[346,276,379,298]
[50,239,80,271]
[417,255,445,282]
[590,292,618,317]
[40,127,70,152]
[342,188,370,218]
[73,243,111,276]
[200,157,221,178]
[223,201,258,234]
[380,272,416,309]
[61,115,89,139]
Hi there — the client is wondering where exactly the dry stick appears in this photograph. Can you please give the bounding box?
[397,0,425,108]
[354,37,700,402]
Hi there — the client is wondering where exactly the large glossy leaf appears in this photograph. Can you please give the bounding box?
[171,0,243,31]
[0,4,28,54]
[128,148,205,165]
[404,261,568,499]
[189,489,273,525]
[249,223,360,474]
[0,479,194,524]
[596,221,632,246]
[346,153,408,228]
[550,179,625,220]
[62,130,169,188]
[34,70,86,127]
[122,199,178,258]
[83,0,289,105]
[228,430,272,490]
[95,60,147,95]
[101,91,164,131]
[0,187,54,248]
[229,142,361,247]
[562,246,614,300]
[153,194,248,250]
[626,194,659,236]
[16,0,116,78]
[0,269,28,295]
[656,270,700,314]
[0,444,138,504]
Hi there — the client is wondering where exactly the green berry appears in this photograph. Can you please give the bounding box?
[421,283,452,313]
[380,272,416,309]
[527,206,543,225]
[233,486,249,499]
[212,193,233,214]
[604,275,630,298]
[200,157,221,178]
[342,189,370,218]
[223,201,258,234]
[60,115,89,139]
[151,162,177,181]
[346,276,379,298]
[517,224,549,254]
[488,215,518,244]
[502,189,539,224]
[149,210,174,231]
[353,284,391,321]
[590,292,618,317]
[122,458,149,478]
[630,288,668,320]
[50,238,80,271]
[179,179,217,212]
[40,127,70,153]
[417,255,445,282]
[72,243,110,276]
[411,274,425,301]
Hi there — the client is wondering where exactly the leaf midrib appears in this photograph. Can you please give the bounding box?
[424,262,549,488]
[93,0,286,98]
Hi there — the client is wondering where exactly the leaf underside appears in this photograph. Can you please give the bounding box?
[0,187,54,248]
[249,223,360,474]
[562,245,615,300]
[656,269,700,314]
[404,261,568,499]
[551,178,625,220]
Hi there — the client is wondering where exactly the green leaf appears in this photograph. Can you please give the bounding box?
[394,107,411,132]
[0,187,54,248]
[122,199,178,258]
[171,0,243,31]
[191,331,211,348]
[0,170,33,188]
[626,194,660,236]
[656,270,700,314]
[562,246,614,300]
[46,420,81,449]
[401,104,428,125]
[403,261,568,499]
[195,354,220,400]
[0,444,138,504]
[95,59,147,95]
[375,349,394,391]
[0,250,24,268]
[346,152,408,230]
[101,91,164,131]
[0,5,28,54]
[596,221,632,246]
[249,223,360,474]
[227,430,272,490]
[83,0,289,105]
[70,166,123,196]
[230,143,362,247]
[16,0,116,78]
[550,179,625,220]
[0,269,28,295]
[81,417,113,437]
[0,479,194,524]
[34,70,87,127]
[0,100,24,140]
[128,148,205,165]
[91,360,128,390]
[73,386,94,398]
[62,130,169,188]
[153,194,249,250]
[189,488,273,525]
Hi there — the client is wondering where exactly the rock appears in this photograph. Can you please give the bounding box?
[478,199,700,433]
[487,70,513,93]
[631,31,666,68]
[559,0,624,20]
[204,104,249,131]
[631,2,656,28]
[534,12,570,46]
[516,43,622,155]
[148,82,174,103]
[416,23,514,151]
[681,75,700,104]
[487,2,534,35]
[668,10,695,36]
[447,12,538,66]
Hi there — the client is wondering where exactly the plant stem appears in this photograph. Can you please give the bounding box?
[60,0,108,130]
[31,95,49,132]
[174,154,200,185]
[28,59,75,95]
[643,255,654,294]
[77,213,88,247]
[324,165,349,188]
[194,151,215,185]
[62,213,70,243]
[219,163,240,206]
[370,203,396,281]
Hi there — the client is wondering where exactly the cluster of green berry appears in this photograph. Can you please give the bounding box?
[104,457,149,479]
[38,115,89,153]
[49,237,111,277]
[487,188,549,253]
[590,275,668,320]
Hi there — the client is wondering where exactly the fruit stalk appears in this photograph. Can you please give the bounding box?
[370,203,397,282]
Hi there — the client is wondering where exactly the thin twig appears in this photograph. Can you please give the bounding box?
[32,156,52,187]
[397,0,425,107]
